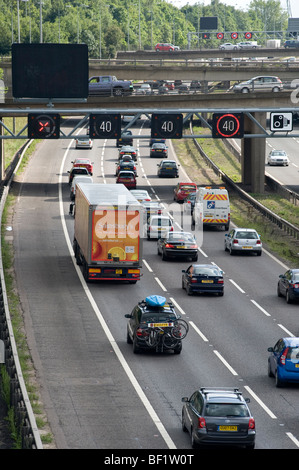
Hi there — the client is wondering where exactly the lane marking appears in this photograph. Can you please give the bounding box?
[58,138,176,450]
[250,299,271,317]
[286,432,299,448]
[155,277,167,291]
[277,324,294,336]
[189,321,209,342]
[244,386,277,419]
[169,297,186,315]
[229,279,245,293]
[213,350,238,376]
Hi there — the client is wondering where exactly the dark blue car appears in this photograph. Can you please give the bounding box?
[182,264,224,296]
[277,269,299,303]
[268,337,299,387]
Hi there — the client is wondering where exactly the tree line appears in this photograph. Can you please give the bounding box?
[0,0,289,58]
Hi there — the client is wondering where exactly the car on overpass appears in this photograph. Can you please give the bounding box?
[155,43,180,52]
[233,76,283,93]
[219,42,239,50]
[237,41,261,49]
[284,40,299,48]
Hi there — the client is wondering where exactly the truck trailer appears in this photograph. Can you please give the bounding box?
[73,183,143,282]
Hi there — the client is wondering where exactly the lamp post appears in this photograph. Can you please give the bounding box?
[77,3,89,43]
[138,0,141,49]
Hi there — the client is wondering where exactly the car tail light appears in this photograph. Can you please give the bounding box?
[291,283,299,288]
[191,277,197,283]
[189,245,198,249]
[145,198,151,201]
[248,418,255,430]
[217,278,224,284]
[256,240,261,245]
[198,417,206,429]
[170,226,173,231]
[280,347,289,365]
[136,328,144,337]
[158,210,162,214]
[233,239,238,244]
[165,243,175,248]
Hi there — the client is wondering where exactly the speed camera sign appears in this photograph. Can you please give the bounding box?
[270,112,293,132]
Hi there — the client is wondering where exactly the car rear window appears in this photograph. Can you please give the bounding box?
[193,267,221,276]
[205,403,249,418]
[152,218,172,226]
[180,184,196,190]
[286,346,299,360]
[141,313,177,323]
[162,162,176,167]
[73,169,88,175]
[235,231,258,239]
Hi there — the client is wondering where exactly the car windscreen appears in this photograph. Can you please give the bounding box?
[205,403,249,417]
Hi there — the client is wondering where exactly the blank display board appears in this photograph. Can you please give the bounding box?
[200,17,218,30]
[12,43,88,99]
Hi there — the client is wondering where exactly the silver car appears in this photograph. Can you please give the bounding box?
[267,150,289,166]
[224,228,262,256]
[233,76,283,93]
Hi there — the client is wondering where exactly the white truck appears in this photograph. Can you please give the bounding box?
[73,183,143,283]
[193,186,230,231]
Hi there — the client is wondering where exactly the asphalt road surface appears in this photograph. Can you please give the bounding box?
[8,117,299,450]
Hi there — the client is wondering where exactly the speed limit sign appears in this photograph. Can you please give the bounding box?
[212,113,244,138]
[151,113,183,139]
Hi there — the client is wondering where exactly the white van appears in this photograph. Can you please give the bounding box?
[193,186,230,231]
[70,175,93,200]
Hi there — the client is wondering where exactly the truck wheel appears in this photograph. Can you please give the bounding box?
[113,87,124,96]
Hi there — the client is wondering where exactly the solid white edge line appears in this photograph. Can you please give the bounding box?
[189,321,209,342]
[213,350,238,376]
[250,299,271,317]
[244,386,277,419]
[58,140,176,450]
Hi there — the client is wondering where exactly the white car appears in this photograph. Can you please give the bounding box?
[219,43,239,50]
[136,84,151,95]
[130,189,152,202]
[70,175,93,200]
[224,228,262,256]
[267,150,289,166]
[237,41,260,49]
[75,136,93,149]
[147,215,174,239]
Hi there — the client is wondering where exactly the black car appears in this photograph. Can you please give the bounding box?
[150,143,168,158]
[157,231,198,261]
[157,160,179,178]
[149,138,166,147]
[178,83,189,94]
[115,160,137,176]
[190,80,201,91]
[118,146,137,161]
[125,296,183,354]
[182,387,255,449]
[182,263,224,296]
[277,269,299,303]
[116,130,133,147]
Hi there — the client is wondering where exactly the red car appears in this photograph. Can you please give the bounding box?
[116,171,137,189]
[174,182,197,203]
[71,158,93,175]
[155,43,180,52]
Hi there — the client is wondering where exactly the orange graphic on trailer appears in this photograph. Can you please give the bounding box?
[92,209,140,262]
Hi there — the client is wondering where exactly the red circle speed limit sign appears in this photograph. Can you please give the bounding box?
[231,32,238,39]
[244,32,252,39]
[212,113,244,139]
[217,32,224,39]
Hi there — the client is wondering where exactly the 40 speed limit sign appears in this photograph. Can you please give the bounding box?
[212,113,244,138]
[151,113,183,139]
